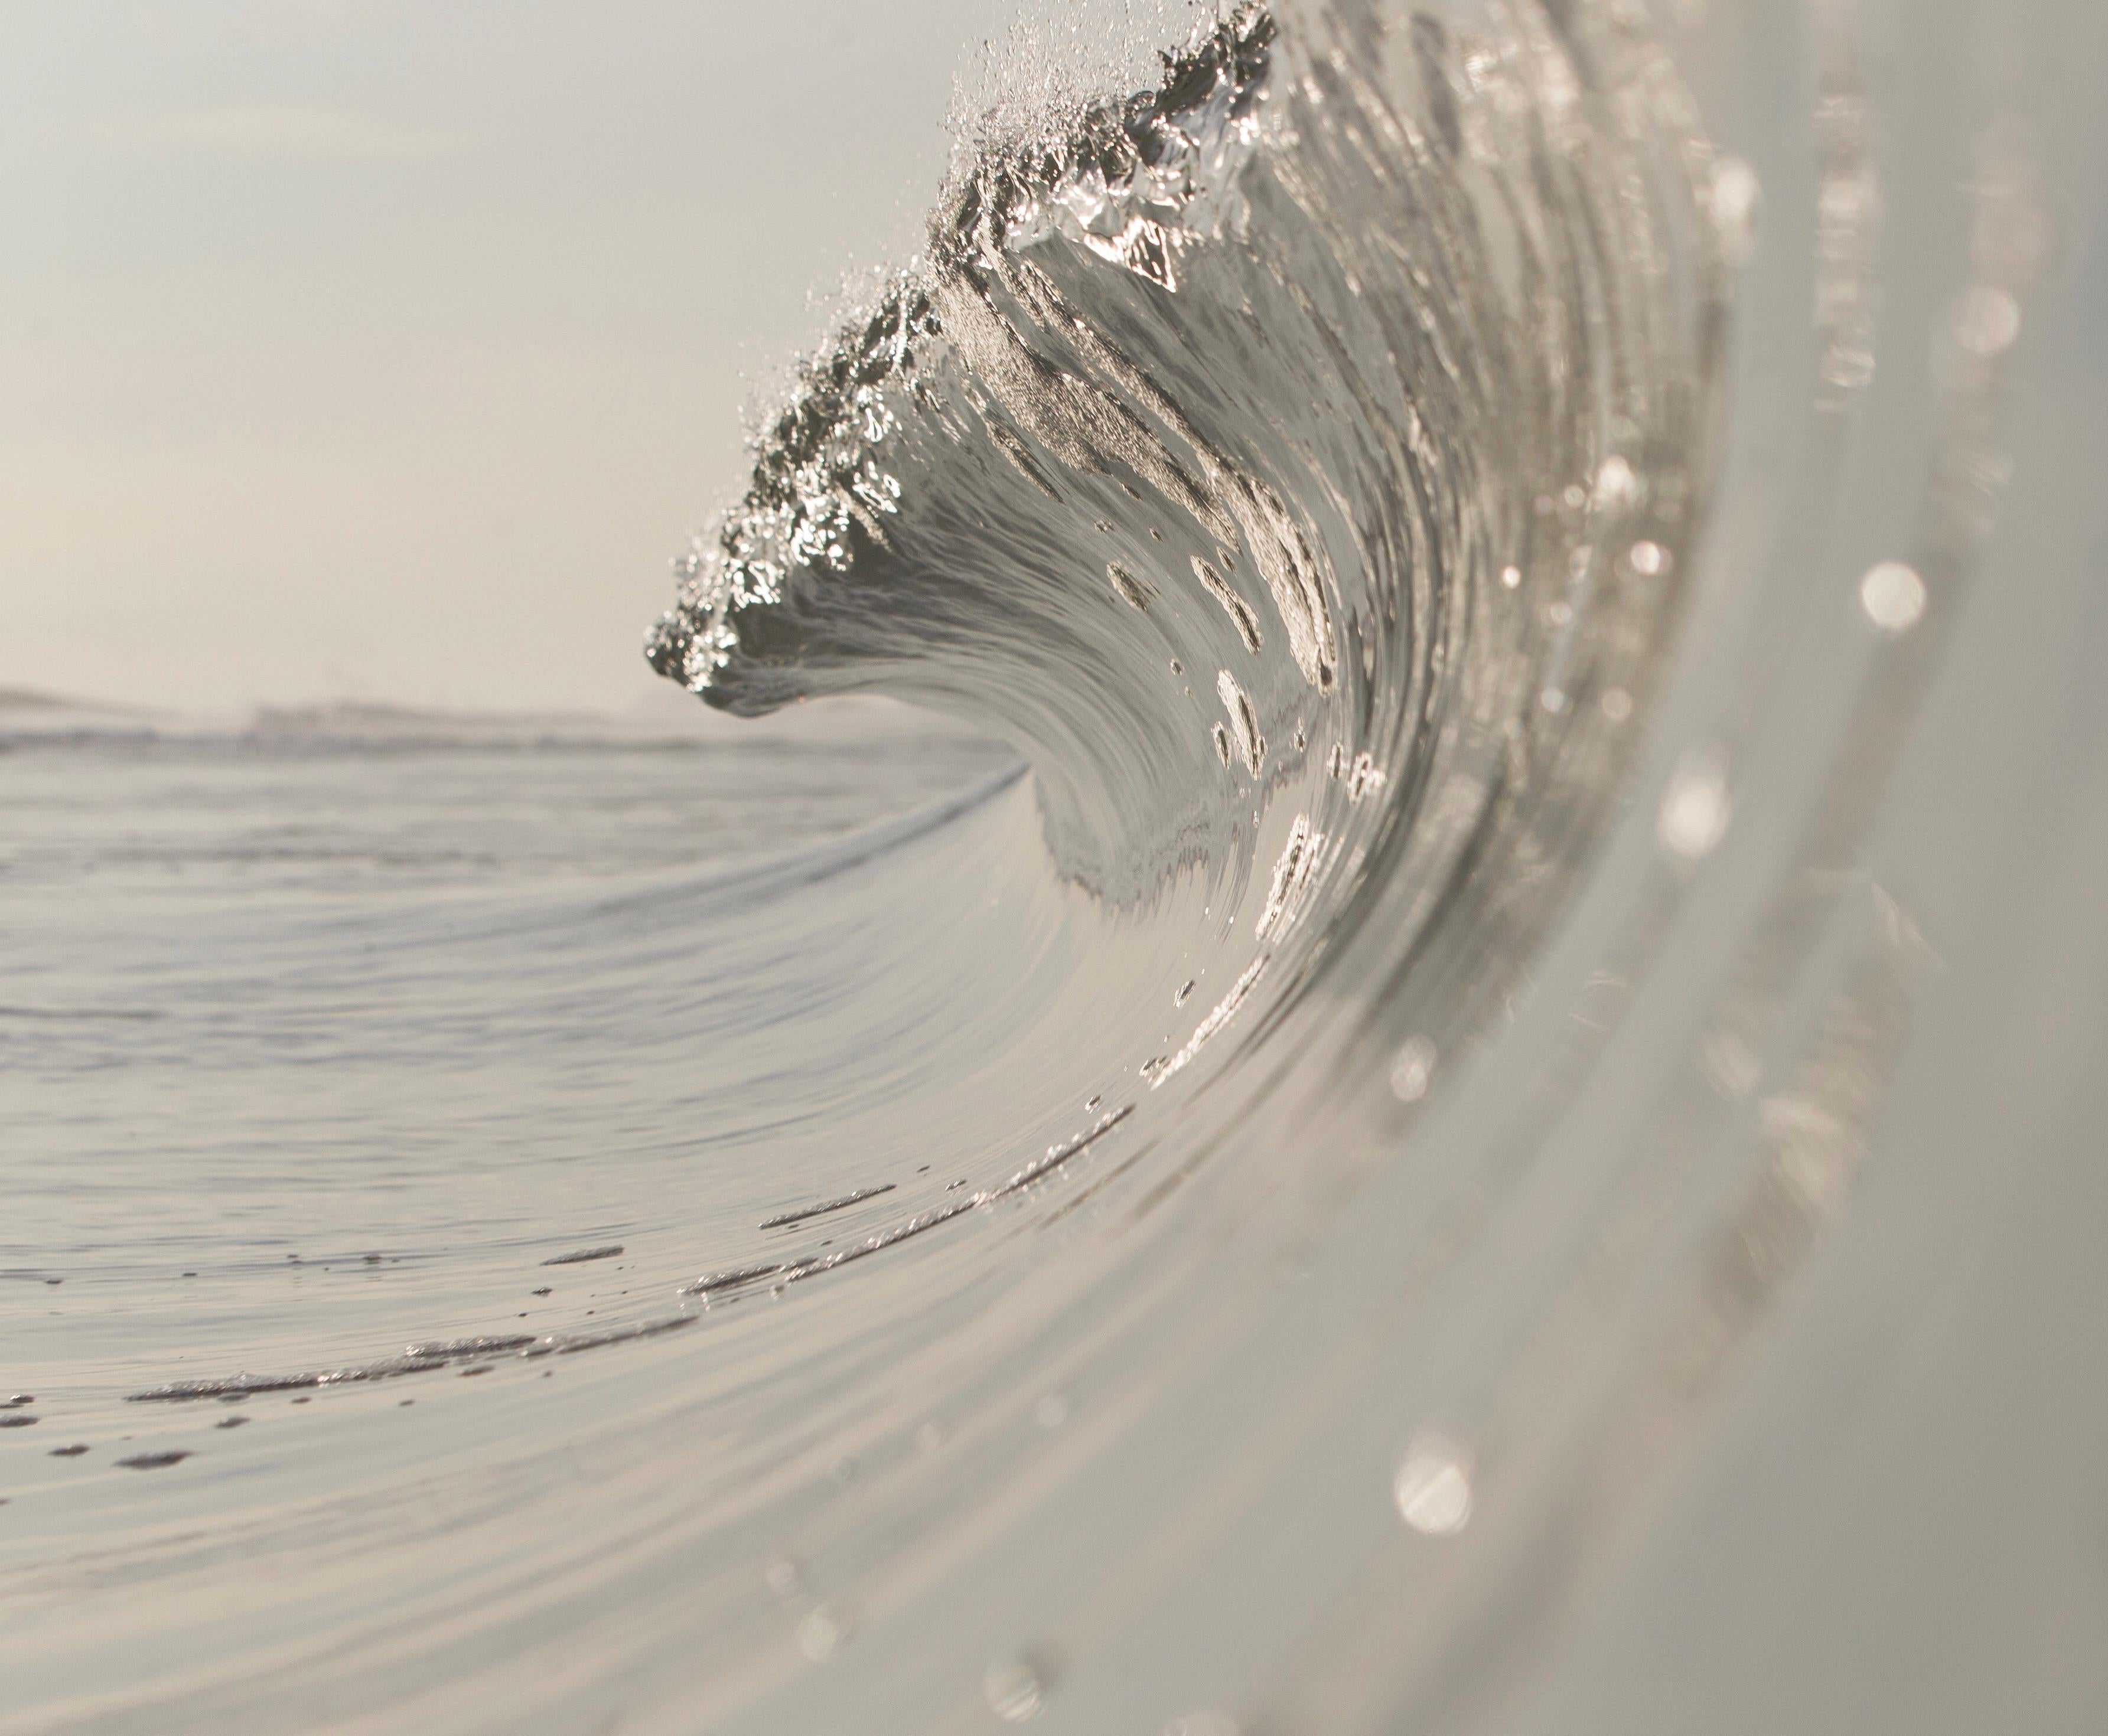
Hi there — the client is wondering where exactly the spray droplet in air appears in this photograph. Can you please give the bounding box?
[1594,453,1638,510]
[1860,560,1926,634]
[1165,1715,1242,1736]
[1394,1434,1474,1536]
[985,1657,1047,1722]
[1710,155,1761,264]
[1628,539,1669,577]
[1390,1037,1436,1103]
[1658,745,1732,860]
[797,1602,851,1661]
[1954,283,2021,358]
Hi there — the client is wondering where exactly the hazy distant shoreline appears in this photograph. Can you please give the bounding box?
[0,684,997,749]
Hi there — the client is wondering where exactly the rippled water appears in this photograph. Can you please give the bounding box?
[9,0,2107,1730]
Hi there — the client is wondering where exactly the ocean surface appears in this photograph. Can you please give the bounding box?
[9,1,2108,1732]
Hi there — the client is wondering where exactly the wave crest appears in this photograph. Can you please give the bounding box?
[648,0,1726,919]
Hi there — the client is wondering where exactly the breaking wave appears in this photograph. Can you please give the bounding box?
[43,0,2052,1725]
[647,0,1726,919]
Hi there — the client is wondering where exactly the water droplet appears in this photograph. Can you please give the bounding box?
[1860,560,1926,634]
[765,1556,803,1601]
[916,1420,947,1453]
[985,1658,1046,1722]
[1346,752,1386,802]
[1823,342,1876,393]
[1628,539,1669,577]
[1500,564,1522,590]
[1600,687,1634,722]
[1954,284,2021,357]
[1109,563,1153,611]
[1390,1037,1436,1103]
[1594,454,1638,509]
[1711,155,1761,263]
[797,1602,851,1661]
[1395,1435,1474,1535]
[1165,1716,1242,1736]
[1658,746,1732,860]
[1034,1392,1070,1430]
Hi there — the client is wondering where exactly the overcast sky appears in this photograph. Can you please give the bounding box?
[0,0,1018,714]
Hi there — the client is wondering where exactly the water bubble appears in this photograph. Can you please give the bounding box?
[797,1602,851,1661]
[1390,1037,1436,1104]
[1860,560,1927,634]
[1658,746,1732,860]
[1600,687,1634,722]
[1394,1435,1474,1536]
[985,1657,1047,1722]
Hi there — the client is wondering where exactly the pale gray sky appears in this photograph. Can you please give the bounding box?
[1,0,1012,714]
